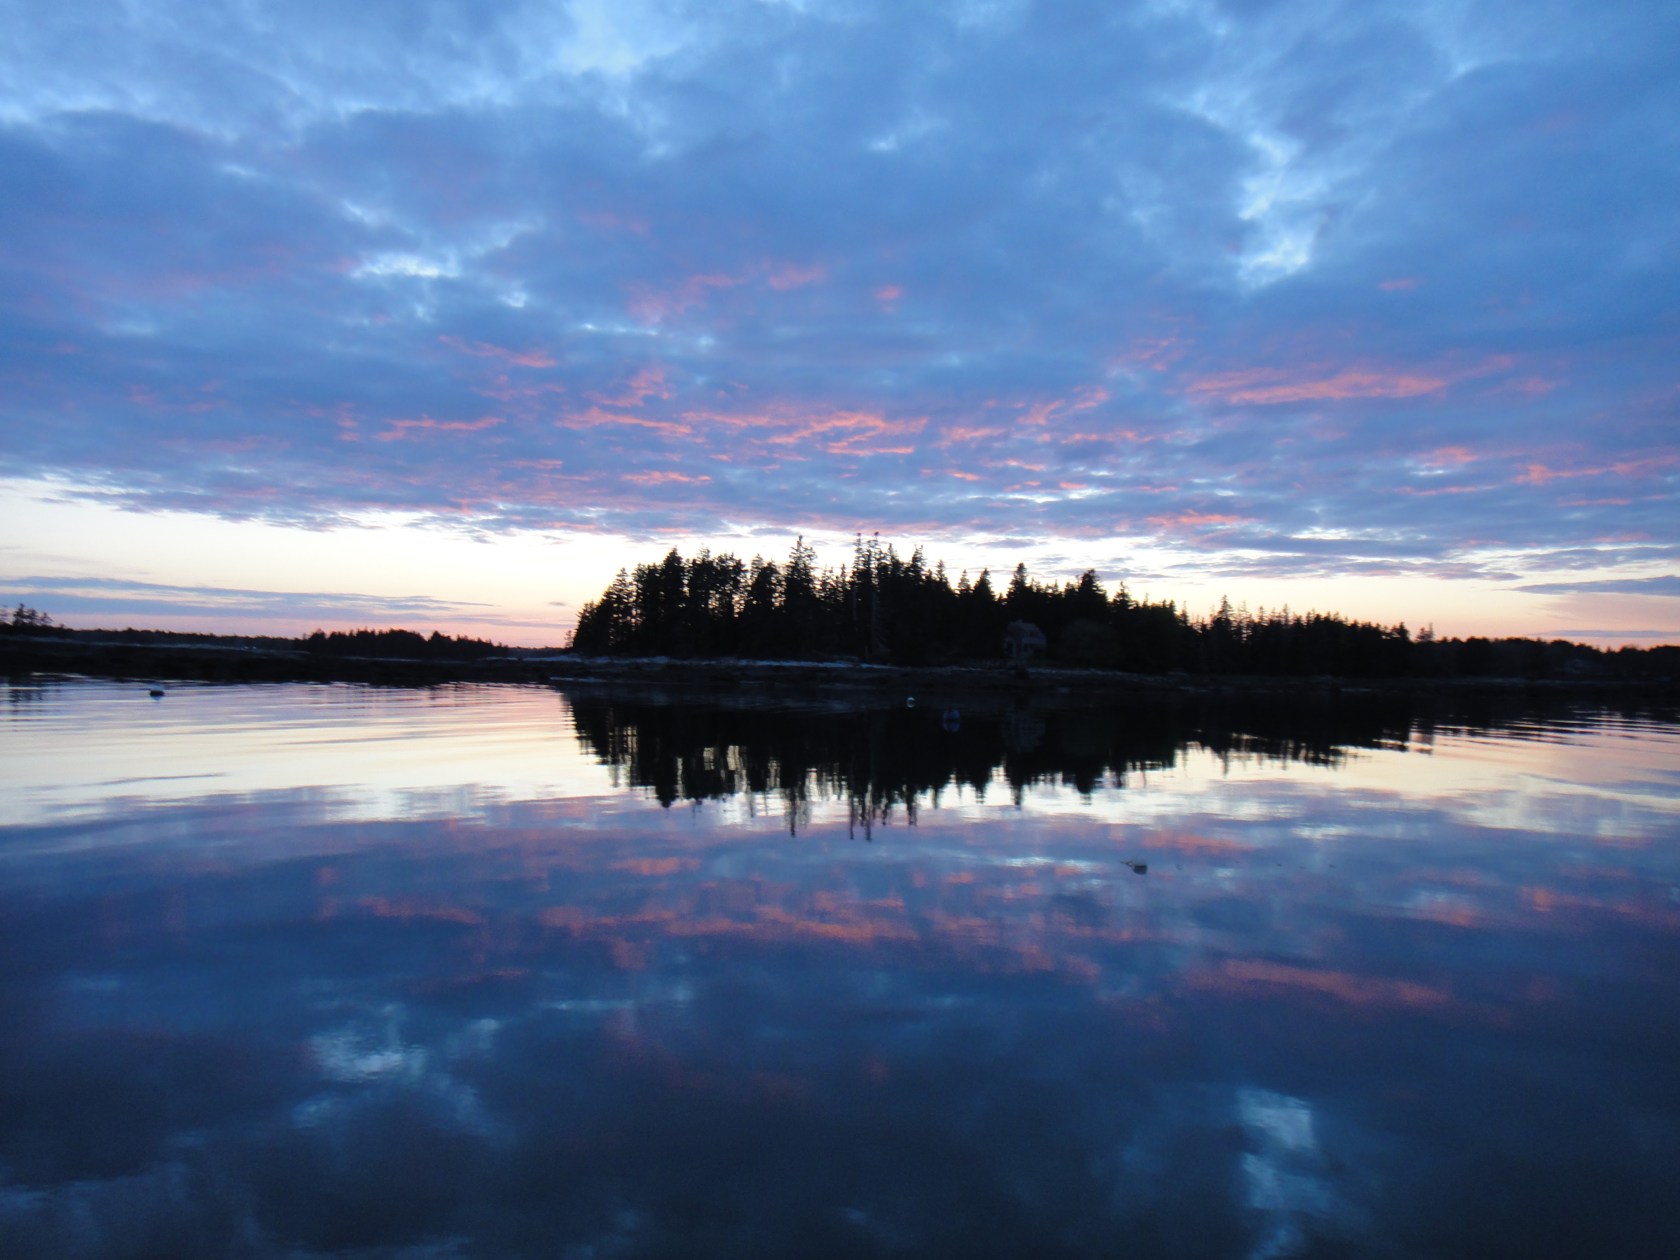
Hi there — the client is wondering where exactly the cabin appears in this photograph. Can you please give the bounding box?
[1002,620,1047,660]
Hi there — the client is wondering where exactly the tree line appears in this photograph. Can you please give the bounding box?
[3,604,59,634]
[302,628,507,660]
[569,536,1677,681]
[2,608,509,660]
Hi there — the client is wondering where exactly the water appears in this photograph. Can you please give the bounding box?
[3,678,1678,1258]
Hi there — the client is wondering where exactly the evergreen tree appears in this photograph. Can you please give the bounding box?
[562,535,1655,680]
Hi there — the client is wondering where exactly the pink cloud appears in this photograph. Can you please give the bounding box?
[558,405,693,437]
[776,410,922,453]
[622,471,713,485]
[592,365,674,409]
[936,424,1006,447]
[438,334,556,369]
[1147,509,1245,532]
[1515,452,1679,486]
[873,284,904,311]
[376,414,504,441]
[1379,276,1421,291]
[1114,332,1192,373]
[308,401,364,442]
[1420,445,1478,469]
[627,259,828,324]
[1186,366,1447,405]
[1510,460,1565,485]
[1018,386,1110,427]
[765,262,827,291]
[683,405,924,457]
[1192,959,1451,1010]
[628,272,746,323]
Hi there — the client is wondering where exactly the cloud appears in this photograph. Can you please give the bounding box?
[1184,367,1448,406]
[0,0,1675,622]
[1516,576,1680,598]
[1547,628,1679,641]
[0,575,492,625]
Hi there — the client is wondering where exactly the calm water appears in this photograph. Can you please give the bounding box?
[2,678,1678,1259]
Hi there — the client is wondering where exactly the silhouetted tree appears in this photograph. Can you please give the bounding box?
[4,604,57,635]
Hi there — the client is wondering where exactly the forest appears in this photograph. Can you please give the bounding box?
[1,608,508,660]
[569,537,1677,681]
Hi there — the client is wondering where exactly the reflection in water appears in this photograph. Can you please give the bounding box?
[0,680,620,826]
[1,679,1678,1258]
[566,686,1679,835]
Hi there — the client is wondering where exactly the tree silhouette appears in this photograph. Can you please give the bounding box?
[564,537,1668,682]
[4,604,58,635]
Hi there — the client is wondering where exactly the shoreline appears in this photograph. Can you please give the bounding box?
[5,633,1675,705]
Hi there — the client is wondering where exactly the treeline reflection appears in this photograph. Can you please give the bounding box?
[564,689,1631,829]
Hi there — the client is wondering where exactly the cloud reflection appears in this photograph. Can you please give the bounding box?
[1,683,1678,1256]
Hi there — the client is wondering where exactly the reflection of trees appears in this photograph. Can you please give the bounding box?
[570,700,1001,833]
[563,689,1562,829]
[5,682,48,708]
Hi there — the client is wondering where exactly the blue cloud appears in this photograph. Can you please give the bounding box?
[1,576,493,624]
[1517,576,1680,597]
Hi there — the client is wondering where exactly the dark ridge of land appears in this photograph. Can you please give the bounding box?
[541,654,1680,715]
[5,632,1676,708]
[0,633,559,688]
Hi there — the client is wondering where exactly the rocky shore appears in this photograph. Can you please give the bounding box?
[0,634,554,688]
[5,632,1673,706]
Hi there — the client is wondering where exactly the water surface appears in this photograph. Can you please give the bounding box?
[3,679,1678,1258]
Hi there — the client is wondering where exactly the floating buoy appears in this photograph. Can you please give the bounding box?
[148,687,165,698]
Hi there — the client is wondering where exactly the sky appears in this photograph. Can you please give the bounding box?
[1,0,1675,649]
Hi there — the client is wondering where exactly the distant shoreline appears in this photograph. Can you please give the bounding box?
[5,632,1675,703]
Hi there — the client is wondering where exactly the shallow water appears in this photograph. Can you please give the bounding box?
[3,679,1678,1258]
